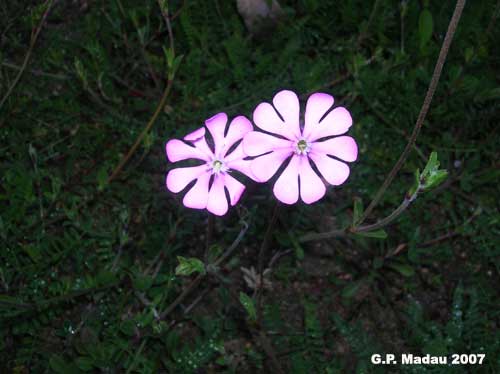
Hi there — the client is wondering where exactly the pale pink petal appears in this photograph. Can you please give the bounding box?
[310,136,358,162]
[182,172,211,209]
[298,157,326,204]
[223,173,246,206]
[166,165,208,193]
[273,155,300,204]
[166,139,210,162]
[307,107,353,141]
[303,93,334,139]
[224,143,246,163]
[184,127,206,141]
[272,90,301,139]
[253,102,293,140]
[226,159,258,181]
[223,143,259,181]
[191,136,214,159]
[205,112,228,155]
[207,175,229,216]
[308,152,350,186]
[220,116,253,157]
[250,148,293,182]
[242,131,293,157]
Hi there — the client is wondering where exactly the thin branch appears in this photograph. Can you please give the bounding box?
[0,0,56,110]
[214,220,249,266]
[356,0,466,225]
[299,187,420,243]
[354,192,417,233]
[1,61,68,80]
[298,227,347,243]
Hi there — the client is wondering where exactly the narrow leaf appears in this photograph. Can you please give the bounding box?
[355,229,388,239]
[239,292,256,321]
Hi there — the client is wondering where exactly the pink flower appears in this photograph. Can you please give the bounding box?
[166,113,257,216]
[243,90,358,204]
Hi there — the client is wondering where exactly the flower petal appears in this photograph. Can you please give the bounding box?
[205,112,228,156]
[207,174,229,216]
[253,102,295,140]
[223,173,246,206]
[272,90,301,139]
[166,139,211,162]
[243,131,293,157]
[182,172,211,209]
[307,107,353,141]
[311,136,358,162]
[227,159,258,181]
[184,127,206,142]
[309,152,350,186]
[166,165,208,193]
[250,148,293,182]
[299,157,326,204]
[273,155,300,204]
[222,143,259,181]
[303,93,334,139]
[221,116,253,157]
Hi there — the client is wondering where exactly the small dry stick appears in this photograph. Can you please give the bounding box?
[0,0,56,110]
[356,0,466,226]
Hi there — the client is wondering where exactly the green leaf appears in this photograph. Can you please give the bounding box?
[355,229,388,239]
[120,319,135,336]
[353,197,363,224]
[423,169,448,190]
[408,168,421,196]
[163,46,174,69]
[132,275,153,291]
[408,227,421,263]
[373,257,384,269]
[76,356,94,371]
[49,355,71,373]
[239,292,256,321]
[97,166,108,191]
[419,9,433,49]
[341,280,362,299]
[287,231,304,260]
[207,244,223,264]
[388,263,415,277]
[419,152,448,191]
[24,244,41,263]
[175,256,205,276]
[422,151,439,177]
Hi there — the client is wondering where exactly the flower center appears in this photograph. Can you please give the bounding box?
[212,159,225,173]
[295,139,310,155]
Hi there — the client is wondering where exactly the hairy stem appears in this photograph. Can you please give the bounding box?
[299,188,420,243]
[356,0,466,225]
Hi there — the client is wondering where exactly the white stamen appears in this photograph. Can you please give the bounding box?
[295,139,310,155]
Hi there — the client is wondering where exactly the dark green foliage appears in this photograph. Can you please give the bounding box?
[1,0,499,372]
